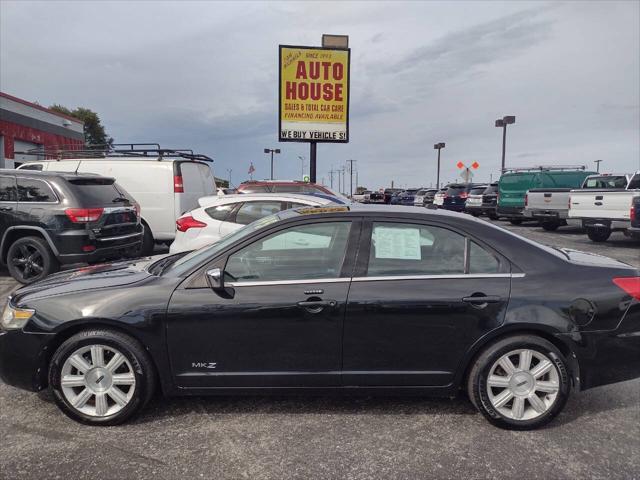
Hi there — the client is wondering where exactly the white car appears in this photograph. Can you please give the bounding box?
[170,193,343,253]
[18,151,216,254]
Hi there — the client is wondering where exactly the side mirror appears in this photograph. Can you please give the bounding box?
[205,267,223,290]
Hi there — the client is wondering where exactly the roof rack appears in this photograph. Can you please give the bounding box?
[502,165,586,173]
[14,143,213,162]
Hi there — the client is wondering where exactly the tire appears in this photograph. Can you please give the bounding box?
[541,221,560,232]
[48,329,156,426]
[586,228,611,242]
[509,219,523,225]
[488,212,499,220]
[467,335,570,430]
[6,236,59,284]
[139,223,155,256]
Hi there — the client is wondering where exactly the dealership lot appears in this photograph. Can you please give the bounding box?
[0,220,638,480]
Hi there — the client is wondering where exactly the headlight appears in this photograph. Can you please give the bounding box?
[1,300,35,330]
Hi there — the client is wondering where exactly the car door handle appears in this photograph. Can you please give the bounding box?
[462,295,502,304]
[297,300,337,309]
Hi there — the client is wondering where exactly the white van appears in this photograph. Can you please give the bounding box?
[18,156,216,254]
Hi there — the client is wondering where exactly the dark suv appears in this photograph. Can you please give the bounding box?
[438,183,485,212]
[0,170,143,284]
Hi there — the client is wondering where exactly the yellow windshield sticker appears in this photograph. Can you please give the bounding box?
[296,206,350,215]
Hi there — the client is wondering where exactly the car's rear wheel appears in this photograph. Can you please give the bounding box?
[6,236,58,284]
[48,329,156,426]
[138,223,155,256]
[467,335,570,430]
[586,227,611,242]
[488,212,499,220]
[541,221,560,231]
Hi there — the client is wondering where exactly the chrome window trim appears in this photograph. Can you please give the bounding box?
[353,273,525,282]
[227,278,350,287]
[225,273,524,287]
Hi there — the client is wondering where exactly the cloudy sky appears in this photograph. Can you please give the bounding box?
[1,1,638,190]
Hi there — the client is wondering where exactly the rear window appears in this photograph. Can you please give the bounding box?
[500,174,534,188]
[272,184,305,193]
[445,185,465,195]
[484,185,499,194]
[67,178,130,205]
[582,175,628,189]
[239,185,271,193]
[469,187,487,195]
[416,190,427,195]
[626,174,639,189]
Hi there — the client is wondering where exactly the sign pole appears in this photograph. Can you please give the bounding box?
[309,142,317,183]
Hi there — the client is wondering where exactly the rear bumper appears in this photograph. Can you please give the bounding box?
[624,226,640,238]
[581,219,630,231]
[567,303,640,390]
[55,229,143,264]
[497,206,525,218]
[525,209,569,220]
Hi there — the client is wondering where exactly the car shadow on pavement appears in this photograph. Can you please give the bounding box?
[131,394,480,425]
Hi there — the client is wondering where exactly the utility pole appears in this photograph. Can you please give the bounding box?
[346,159,356,197]
[298,156,306,179]
[594,159,603,172]
[341,166,346,194]
[329,169,335,189]
[226,168,232,188]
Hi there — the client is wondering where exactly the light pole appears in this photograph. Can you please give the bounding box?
[594,159,603,172]
[495,115,516,172]
[264,148,281,180]
[226,168,232,188]
[329,168,335,189]
[433,142,445,189]
[298,155,306,179]
[340,166,346,194]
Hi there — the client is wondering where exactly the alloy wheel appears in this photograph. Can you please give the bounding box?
[11,244,44,281]
[486,348,560,421]
[60,344,136,417]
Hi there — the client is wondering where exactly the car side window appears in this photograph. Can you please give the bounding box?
[17,178,57,202]
[628,174,640,189]
[0,177,17,202]
[367,222,465,276]
[469,241,500,273]
[225,222,351,282]
[235,201,283,225]
[205,203,236,222]
[18,164,43,171]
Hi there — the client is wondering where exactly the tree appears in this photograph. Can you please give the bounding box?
[49,104,113,149]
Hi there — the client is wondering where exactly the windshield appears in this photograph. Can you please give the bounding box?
[162,213,282,277]
[582,175,628,189]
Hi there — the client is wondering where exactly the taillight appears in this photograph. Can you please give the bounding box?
[133,202,141,217]
[460,192,469,199]
[613,277,640,300]
[524,194,528,207]
[631,204,636,222]
[174,175,184,193]
[176,215,206,232]
[65,208,104,223]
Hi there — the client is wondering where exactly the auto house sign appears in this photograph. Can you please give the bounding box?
[279,45,350,143]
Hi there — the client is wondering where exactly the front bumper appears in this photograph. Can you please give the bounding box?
[0,328,53,392]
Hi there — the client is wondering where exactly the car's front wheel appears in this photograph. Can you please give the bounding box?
[48,329,156,425]
[467,335,570,430]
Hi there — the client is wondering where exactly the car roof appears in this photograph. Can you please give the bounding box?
[197,192,337,208]
[0,168,113,181]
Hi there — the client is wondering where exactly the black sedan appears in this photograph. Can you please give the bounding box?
[1,205,639,429]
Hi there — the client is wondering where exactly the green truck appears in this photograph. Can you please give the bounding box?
[497,167,597,224]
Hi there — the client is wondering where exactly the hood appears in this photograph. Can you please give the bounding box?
[11,254,170,305]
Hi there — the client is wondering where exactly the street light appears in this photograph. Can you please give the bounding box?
[594,159,603,172]
[495,115,516,172]
[264,148,281,180]
[433,142,445,189]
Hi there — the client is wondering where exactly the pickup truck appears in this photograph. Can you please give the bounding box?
[352,190,372,203]
[568,172,640,242]
[625,195,640,239]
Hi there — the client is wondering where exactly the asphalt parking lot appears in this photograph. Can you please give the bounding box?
[0,220,638,480]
